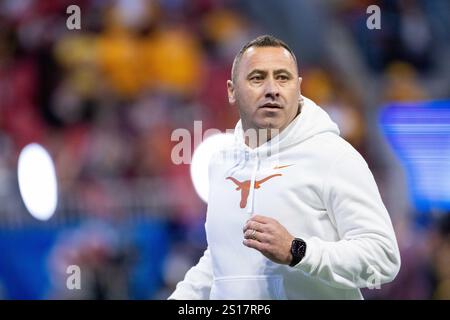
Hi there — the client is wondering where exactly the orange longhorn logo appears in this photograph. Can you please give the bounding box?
[225,174,282,208]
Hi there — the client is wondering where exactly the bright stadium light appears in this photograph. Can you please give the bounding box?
[18,143,58,221]
[190,133,235,203]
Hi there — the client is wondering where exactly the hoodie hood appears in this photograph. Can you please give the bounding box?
[233,95,340,155]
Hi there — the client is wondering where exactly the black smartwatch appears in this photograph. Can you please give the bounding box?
[289,238,307,267]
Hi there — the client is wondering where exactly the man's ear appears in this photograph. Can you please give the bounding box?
[227,80,236,105]
[298,77,303,94]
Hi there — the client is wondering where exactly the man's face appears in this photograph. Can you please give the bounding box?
[227,46,302,134]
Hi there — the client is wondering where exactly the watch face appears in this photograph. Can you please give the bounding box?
[293,239,306,258]
[290,238,306,267]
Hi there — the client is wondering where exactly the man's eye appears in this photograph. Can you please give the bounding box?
[277,75,289,81]
[251,76,263,81]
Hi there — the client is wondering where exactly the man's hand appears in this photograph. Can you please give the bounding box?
[242,214,294,265]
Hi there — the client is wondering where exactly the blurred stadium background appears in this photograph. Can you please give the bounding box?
[0,0,449,299]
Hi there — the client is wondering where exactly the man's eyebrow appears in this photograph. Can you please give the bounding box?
[273,69,294,77]
[246,69,267,78]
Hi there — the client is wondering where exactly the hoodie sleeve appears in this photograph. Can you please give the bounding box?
[294,145,401,289]
[167,247,213,300]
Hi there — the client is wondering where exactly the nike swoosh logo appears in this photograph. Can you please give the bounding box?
[273,164,294,170]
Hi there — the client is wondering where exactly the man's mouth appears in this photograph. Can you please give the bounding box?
[260,102,282,109]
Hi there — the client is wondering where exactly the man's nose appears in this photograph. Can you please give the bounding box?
[264,77,280,99]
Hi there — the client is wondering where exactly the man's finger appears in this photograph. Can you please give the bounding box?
[243,230,273,244]
[243,238,267,252]
[250,214,273,224]
[243,221,264,233]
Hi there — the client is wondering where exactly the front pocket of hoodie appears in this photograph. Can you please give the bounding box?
[210,275,287,300]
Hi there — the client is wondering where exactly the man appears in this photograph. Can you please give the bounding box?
[169,35,400,299]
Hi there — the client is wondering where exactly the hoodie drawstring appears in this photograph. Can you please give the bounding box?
[246,154,259,215]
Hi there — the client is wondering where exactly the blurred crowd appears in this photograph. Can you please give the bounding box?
[0,0,449,299]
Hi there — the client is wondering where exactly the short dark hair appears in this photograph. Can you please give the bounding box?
[231,35,298,81]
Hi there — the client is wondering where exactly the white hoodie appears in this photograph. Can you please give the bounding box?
[169,96,401,300]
